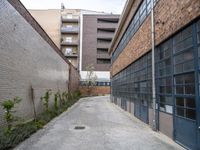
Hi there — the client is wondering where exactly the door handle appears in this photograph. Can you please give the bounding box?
[199,126,200,129]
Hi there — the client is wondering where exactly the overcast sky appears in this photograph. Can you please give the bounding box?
[20,0,126,14]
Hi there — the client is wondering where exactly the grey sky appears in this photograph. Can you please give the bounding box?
[20,0,126,14]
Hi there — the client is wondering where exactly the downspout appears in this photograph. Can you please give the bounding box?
[79,12,83,72]
[151,0,157,131]
[68,65,71,93]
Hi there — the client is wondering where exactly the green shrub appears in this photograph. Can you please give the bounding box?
[40,89,52,112]
[0,90,81,150]
[1,97,22,134]
[57,90,63,107]
[0,121,38,150]
[54,93,59,111]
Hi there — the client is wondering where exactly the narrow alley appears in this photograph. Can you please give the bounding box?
[15,96,184,150]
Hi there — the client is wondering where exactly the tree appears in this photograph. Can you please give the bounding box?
[85,64,97,96]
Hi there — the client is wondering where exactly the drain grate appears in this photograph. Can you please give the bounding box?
[74,126,85,130]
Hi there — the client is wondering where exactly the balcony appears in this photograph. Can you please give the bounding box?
[96,53,110,59]
[65,53,78,58]
[63,48,78,58]
[61,15,79,23]
[97,42,111,49]
[61,26,79,34]
[61,40,79,46]
[97,33,114,39]
[97,23,118,29]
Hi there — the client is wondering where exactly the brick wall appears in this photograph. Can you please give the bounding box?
[0,0,78,126]
[80,86,110,96]
[69,65,80,93]
[111,0,200,76]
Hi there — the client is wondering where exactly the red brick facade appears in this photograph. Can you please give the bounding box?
[111,0,200,76]
[80,86,110,96]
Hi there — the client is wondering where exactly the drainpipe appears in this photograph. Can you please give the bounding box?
[151,0,157,131]
[68,65,71,93]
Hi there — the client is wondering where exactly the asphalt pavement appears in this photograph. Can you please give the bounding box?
[14,96,184,150]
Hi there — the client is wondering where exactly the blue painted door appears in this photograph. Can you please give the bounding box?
[134,95,148,123]
[140,99,148,124]
[174,96,197,149]
[174,116,197,149]
[173,22,199,149]
[134,99,140,119]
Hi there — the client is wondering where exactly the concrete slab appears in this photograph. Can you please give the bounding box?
[14,96,185,150]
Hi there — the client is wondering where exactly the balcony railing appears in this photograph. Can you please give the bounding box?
[65,53,78,57]
[61,40,79,46]
[61,27,79,33]
[62,15,79,23]
[97,33,114,39]
[97,42,111,49]
[97,23,118,29]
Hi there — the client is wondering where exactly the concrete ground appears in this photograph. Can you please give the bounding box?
[14,96,184,150]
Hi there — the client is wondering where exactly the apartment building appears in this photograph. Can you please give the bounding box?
[29,9,61,48]
[109,0,200,149]
[80,14,119,94]
[30,8,119,94]
[60,9,81,68]
[30,9,81,68]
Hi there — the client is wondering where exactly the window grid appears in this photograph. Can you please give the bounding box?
[111,19,199,119]
[155,39,173,114]
[112,52,152,107]
[80,81,111,86]
[173,25,196,120]
[112,0,158,63]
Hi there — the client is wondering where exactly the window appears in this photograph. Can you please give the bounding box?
[173,24,198,121]
[97,18,119,23]
[97,59,111,64]
[174,73,195,95]
[174,48,194,74]
[97,38,112,43]
[97,28,115,33]
[112,52,152,107]
[112,19,200,118]
[176,97,196,120]
[97,48,108,54]
[198,47,200,68]
[197,21,200,69]
[65,48,72,55]
[66,25,73,28]
[173,25,194,74]
[197,20,200,44]
[139,1,147,23]
[155,39,173,114]
[66,14,72,19]
[66,37,72,43]
[112,0,158,63]
[147,0,151,14]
